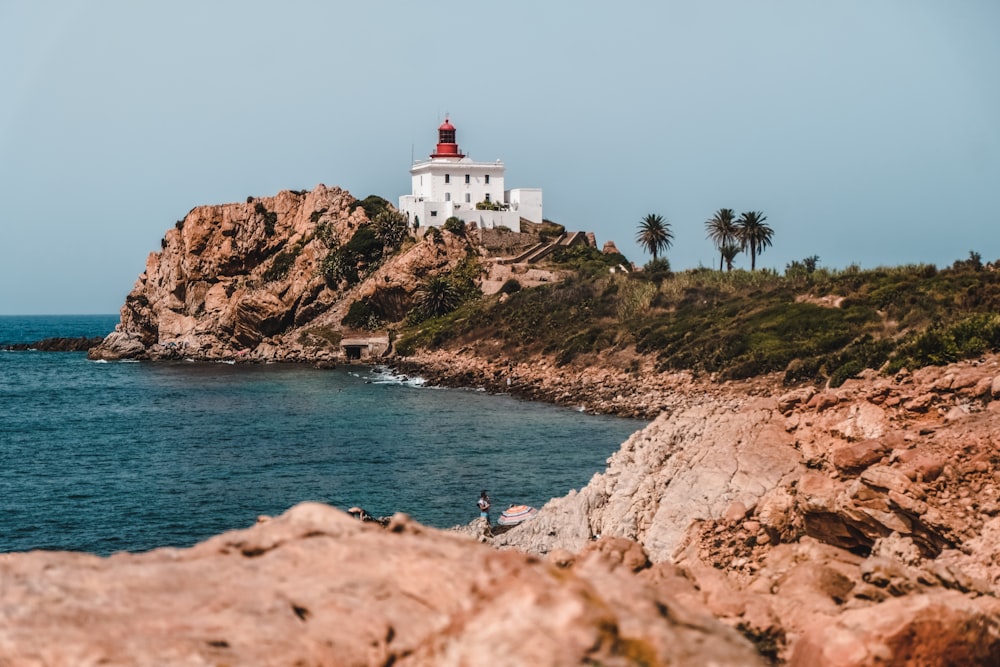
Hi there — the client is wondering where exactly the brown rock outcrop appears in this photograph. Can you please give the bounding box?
[0,503,765,666]
[481,353,1000,664]
[89,186,475,363]
[2,336,103,351]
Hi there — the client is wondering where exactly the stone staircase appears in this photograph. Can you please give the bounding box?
[499,231,590,265]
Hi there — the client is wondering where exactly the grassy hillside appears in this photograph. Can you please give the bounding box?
[394,249,1000,387]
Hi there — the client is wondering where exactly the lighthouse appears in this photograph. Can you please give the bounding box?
[398,117,542,231]
[430,118,465,159]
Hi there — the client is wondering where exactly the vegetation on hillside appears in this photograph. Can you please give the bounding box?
[319,195,408,288]
[395,253,1000,387]
[321,197,999,387]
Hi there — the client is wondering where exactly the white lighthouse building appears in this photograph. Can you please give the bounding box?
[398,118,542,231]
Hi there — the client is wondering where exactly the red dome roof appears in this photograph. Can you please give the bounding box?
[431,116,463,159]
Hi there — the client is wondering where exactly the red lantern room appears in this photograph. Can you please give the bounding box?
[431,117,465,159]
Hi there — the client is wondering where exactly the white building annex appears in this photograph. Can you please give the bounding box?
[398,118,542,231]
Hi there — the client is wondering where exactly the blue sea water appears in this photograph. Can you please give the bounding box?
[0,315,647,555]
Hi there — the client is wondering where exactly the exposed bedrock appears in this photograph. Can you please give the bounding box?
[489,354,1000,664]
[0,503,765,667]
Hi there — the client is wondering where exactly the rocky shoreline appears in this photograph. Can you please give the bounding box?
[388,348,768,420]
[2,335,104,352]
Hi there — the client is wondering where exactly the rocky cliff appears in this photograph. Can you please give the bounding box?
[485,353,1000,665]
[89,185,475,362]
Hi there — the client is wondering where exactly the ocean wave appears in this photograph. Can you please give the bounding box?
[368,366,427,387]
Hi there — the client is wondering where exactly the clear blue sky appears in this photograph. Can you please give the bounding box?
[2,1,998,315]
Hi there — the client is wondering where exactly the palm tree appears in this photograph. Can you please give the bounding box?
[636,213,674,261]
[415,275,460,318]
[705,208,738,271]
[735,211,773,271]
[720,242,740,272]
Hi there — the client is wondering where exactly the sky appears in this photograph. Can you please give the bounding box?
[1,1,998,315]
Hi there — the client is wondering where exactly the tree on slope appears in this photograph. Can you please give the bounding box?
[735,211,773,271]
[415,275,461,318]
[636,213,674,262]
[705,208,738,271]
[720,242,741,272]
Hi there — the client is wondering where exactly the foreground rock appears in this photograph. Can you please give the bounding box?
[491,354,1000,664]
[0,503,763,667]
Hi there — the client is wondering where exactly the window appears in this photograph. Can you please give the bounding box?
[465,174,470,184]
[484,193,491,203]
[485,174,490,184]
[465,193,471,203]
[445,193,451,202]
[430,210,438,217]
[445,174,450,184]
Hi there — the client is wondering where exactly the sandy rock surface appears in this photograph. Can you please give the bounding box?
[0,503,764,667]
[479,354,1000,664]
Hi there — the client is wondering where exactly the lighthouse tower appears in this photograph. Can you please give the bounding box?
[398,117,542,231]
[430,118,465,159]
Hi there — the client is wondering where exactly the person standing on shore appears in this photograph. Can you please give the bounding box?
[477,491,491,520]
[477,490,493,537]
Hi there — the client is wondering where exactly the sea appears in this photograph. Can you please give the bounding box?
[0,315,647,556]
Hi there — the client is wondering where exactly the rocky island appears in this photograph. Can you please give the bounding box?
[7,185,998,665]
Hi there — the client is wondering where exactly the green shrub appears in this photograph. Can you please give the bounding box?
[254,202,278,235]
[263,250,296,282]
[413,276,461,319]
[450,255,484,300]
[615,277,657,324]
[320,247,358,286]
[890,312,1000,370]
[342,298,384,330]
[550,245,624,276]
[828,359,865,387]
[443,216,466,236]
[316,220,337,246]
[345,225,381,259]
[352,195,392,220]
[373,209,408,250]
[554,327,608,366]
[499,278,522,295]
[953,250,983,272]
[642,257,672,284]
[784,357,822,385]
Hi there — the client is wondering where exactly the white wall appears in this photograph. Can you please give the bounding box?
[410,159,506,207]
[506,188,543,223]
[400,158,543,231]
